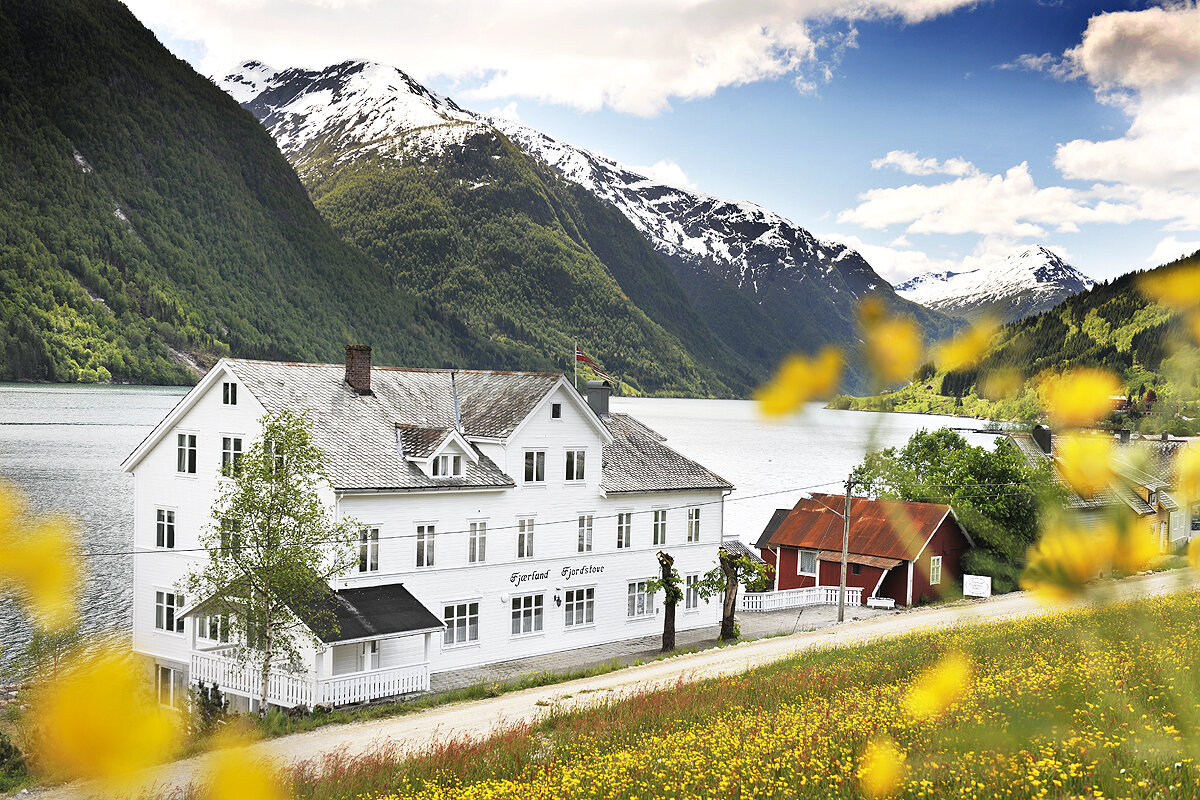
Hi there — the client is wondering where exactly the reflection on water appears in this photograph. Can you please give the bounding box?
[0,385,995,676]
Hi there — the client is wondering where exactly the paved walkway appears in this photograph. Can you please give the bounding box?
[36,571,1196,799]
[430,602,891,691]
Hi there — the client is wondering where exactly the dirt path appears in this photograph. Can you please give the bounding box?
[38,571,1195,799]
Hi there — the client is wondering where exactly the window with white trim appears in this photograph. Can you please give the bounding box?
[929,555,942,585]
[196,613,229,644]
[551,403,562,419]
[444,601,479,646]
[359,528,379,572]
[356,641,380,672]
[524,450,546,483]
[221,436,243,477]
[685,574,701,610]
[416,524,435,568]
[565,449,586,481]
[627,580,655,619]
[511,593,544,635]
[798,549,817,576]
[469,521,487,563]
[616,512,631,549]
[564,587,594,627]
[158,665,181,706]
[176,433,197,474]
[155,590,184,633]
[432,454,463,477]
[155,508,175,549]
[517,518,534,559]
[219,518,241,558]
[577,514,593,552]
[222,381,238,405]
[687,507,701,542]
[653,509,667,546]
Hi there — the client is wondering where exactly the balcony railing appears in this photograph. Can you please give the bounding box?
[739,585,863,612]
[191,652,429,709]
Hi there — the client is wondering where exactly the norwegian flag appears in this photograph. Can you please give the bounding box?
[574,345,611,381]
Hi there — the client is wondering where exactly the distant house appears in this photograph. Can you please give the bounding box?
[1007,425,1196,551]
[754,495,973,607]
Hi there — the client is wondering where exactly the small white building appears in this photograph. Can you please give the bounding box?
[122,346,731,710]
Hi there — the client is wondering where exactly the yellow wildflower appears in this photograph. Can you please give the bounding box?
[1056,434,1114,498]
[0,483,81,631]
[859,737,907,798]
[1188,537,1200,573]
[933,318,998,372]
[1021,519,1113,603]
[903,652,972,721]
[1110,512,1160,574]
[860,297,924,384]
[204,735,282,800]
[756,347,844,416]
[1039,369,1122,428]
[33,647,179,788]
[1138,264,1200,310]
[979,367,1023,401]
[1176,445,1200,502]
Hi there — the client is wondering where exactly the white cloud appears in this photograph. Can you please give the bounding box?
[124,0,979,116]
[1147,235,1200,265]
[995,52,1081,80]
[486,102,520,121]
[838,162,1143,237]
[870,150,976,177]
[630,159,697,190]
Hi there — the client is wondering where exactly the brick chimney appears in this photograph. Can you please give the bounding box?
[345,345,373,395]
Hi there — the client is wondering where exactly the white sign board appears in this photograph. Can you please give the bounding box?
[963,574,992,598]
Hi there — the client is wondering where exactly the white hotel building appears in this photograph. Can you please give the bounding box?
[122,346,732,710]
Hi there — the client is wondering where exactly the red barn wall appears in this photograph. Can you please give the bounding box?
[815,559,885,603]
[909,517,971,606]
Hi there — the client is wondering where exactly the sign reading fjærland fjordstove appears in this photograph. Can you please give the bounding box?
[963,574,992,597]
[511,563,606,586]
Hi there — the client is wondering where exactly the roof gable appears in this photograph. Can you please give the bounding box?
[766,494,959,562]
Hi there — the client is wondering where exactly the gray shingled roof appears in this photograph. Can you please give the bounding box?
[720,539,766,565]
[396,425,451,459]
[600,413,733,494]
[226,360,556,491]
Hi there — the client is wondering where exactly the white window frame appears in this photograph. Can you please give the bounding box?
[523,450,546,483]
[221,435,243,477]
[416,523,435,568]
[517,517,535,559]
[444,600,481,647]
[627,580,656,619]
[155,507,175,549]
[563,587,595,628]
[154,589,184,634]
[551,402,562,419]
[196,613,230,644]
[176,432,197,475]
[929,555,942,586]
[565,449,586,482]
[616,511,632,549]
[222,381,238,405]
[511,593,544,636]
[359,527,379,573]
[685,574,701,611]
[157,665,180,707]
[468,520,487,563]
[219,518,241,558]
[687,507,701,542]
[356,641,380,672]
[798,549,818,576]
[653,509,667,546]
[432,453,463,477]
[577,514,593,553]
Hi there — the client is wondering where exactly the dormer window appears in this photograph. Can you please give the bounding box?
[432,454,463,477]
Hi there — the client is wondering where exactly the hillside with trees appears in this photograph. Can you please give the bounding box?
[835,251,1200,431]
[0,0,525,384]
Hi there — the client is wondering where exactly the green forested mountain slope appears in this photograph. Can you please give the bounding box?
[0,0,521,384]
[839,251,1200,424]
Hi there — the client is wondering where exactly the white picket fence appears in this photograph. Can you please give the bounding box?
[192,652,429,709]
[739,585,863,612]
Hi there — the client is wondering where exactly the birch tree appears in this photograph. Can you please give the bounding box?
[183,409,357,714]
[697,547,773,641]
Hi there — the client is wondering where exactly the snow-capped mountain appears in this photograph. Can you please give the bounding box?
[895,246,1094,323]
[219,59,957,391]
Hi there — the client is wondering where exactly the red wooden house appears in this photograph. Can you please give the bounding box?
[754,494,974,607]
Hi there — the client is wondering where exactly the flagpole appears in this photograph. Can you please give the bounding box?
[574,341,578,389]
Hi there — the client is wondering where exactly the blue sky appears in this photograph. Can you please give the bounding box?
[129,0,1200,284]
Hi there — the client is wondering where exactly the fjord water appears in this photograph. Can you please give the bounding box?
[0,385,995,674]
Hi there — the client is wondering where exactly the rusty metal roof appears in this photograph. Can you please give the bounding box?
[764,494,954,562]
[815,550,903,570]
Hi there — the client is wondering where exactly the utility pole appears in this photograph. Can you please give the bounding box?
[838,477,854,623]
